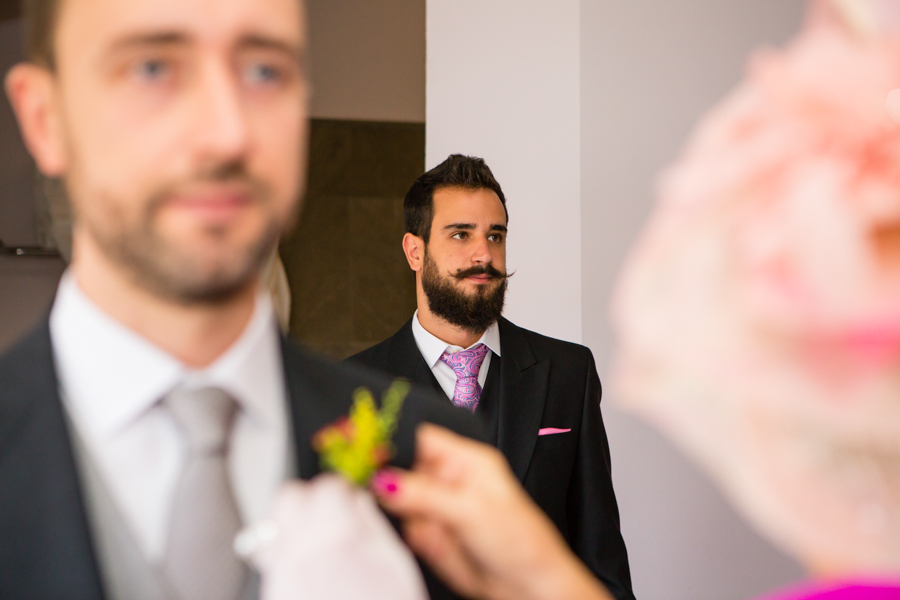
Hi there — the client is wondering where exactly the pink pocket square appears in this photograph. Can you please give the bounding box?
[538,427,571,436]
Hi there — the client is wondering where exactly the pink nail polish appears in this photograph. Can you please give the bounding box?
[372,470,400,495]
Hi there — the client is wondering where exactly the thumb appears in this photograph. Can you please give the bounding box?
[373,468,468,528]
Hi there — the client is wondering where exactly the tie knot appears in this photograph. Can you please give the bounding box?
[440,343,489,379]
[164,387,238,455]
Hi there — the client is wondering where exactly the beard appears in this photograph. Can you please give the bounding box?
[421,248,508,334]
[76,161,282,306]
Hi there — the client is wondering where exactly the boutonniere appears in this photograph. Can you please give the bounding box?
[312,380,410,486]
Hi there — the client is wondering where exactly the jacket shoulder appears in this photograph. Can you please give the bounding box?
[285,336,405,395]
[500,318,593,363]
[0,319,53,388]
[346,319,413,370]
[348,336,395,370]
[0,320,58,449]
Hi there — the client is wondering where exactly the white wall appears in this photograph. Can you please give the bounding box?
[307,0,425,122]
[428,1,813,599]
[582,1,808,599]
[426,0,582,343]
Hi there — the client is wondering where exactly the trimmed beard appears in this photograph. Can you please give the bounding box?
[421,248,507,334]
[76,162,280,306]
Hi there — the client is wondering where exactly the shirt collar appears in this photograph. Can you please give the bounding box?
[178,288,284,429]
[411,310,501,369]
[50,271,284,439]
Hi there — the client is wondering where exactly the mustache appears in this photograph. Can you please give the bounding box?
[149,160,271,205]
[204,160,253,182]
[452,264,514,281]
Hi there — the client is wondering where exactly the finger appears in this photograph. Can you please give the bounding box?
[404,519,483,599]
[415,424,489,468]
[414,424,508,484]
[373,468,467,526]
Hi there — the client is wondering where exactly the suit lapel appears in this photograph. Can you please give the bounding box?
[281,338,329,479]
[282,336,437,479]
[388,319,446,398]
[0,322,105,599]
[496,318,550,482]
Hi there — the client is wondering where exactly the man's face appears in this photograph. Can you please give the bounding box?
[48,0,308,302]
[421,187,509,333]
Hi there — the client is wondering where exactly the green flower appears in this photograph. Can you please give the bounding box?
[312,380,409,486]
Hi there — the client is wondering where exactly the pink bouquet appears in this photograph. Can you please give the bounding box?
[611,0,900,574]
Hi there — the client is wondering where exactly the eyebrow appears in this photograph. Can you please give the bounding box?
[238,35,304,61]
[443,223,508,233]
[106,32,304,62]
[108,32,189,53]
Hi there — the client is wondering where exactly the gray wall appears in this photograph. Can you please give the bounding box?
[581,1,808,599]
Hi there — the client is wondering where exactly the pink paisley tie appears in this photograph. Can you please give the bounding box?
[440,343,489,412]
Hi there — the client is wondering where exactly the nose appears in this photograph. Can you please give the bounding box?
[470,235,493,265]
[191,59,250,165]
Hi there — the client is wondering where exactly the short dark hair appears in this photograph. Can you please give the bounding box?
[21,0,59,69]
[404,154,508,243]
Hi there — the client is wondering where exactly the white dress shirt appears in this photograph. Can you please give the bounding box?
[411,310,501,400]
[50,272,292,562]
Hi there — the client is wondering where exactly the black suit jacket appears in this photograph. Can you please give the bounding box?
[0,319,482,600]
[351,317,635,600]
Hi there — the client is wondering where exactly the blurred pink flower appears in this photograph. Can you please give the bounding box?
[611,0,900,575]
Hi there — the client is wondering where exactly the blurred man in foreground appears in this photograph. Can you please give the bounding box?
[0,0,476,597]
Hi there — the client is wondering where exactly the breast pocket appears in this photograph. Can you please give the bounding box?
[525,431,577,530]
[530,430,576,474]
[534,430,572,452]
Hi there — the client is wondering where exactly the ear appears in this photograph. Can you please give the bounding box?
[402,233,425,272]
[4,63,68,176]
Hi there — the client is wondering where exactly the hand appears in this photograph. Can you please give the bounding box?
[888,89,900,124]
[373,424,613,600]
[240,475,428,600]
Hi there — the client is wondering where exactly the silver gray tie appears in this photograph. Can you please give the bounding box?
[161,387,249,600]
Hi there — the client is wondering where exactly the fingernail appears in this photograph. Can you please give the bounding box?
[371,470,400,496]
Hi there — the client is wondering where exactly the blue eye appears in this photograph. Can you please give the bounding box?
[135,59,169,80]
[245,63,280,84]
